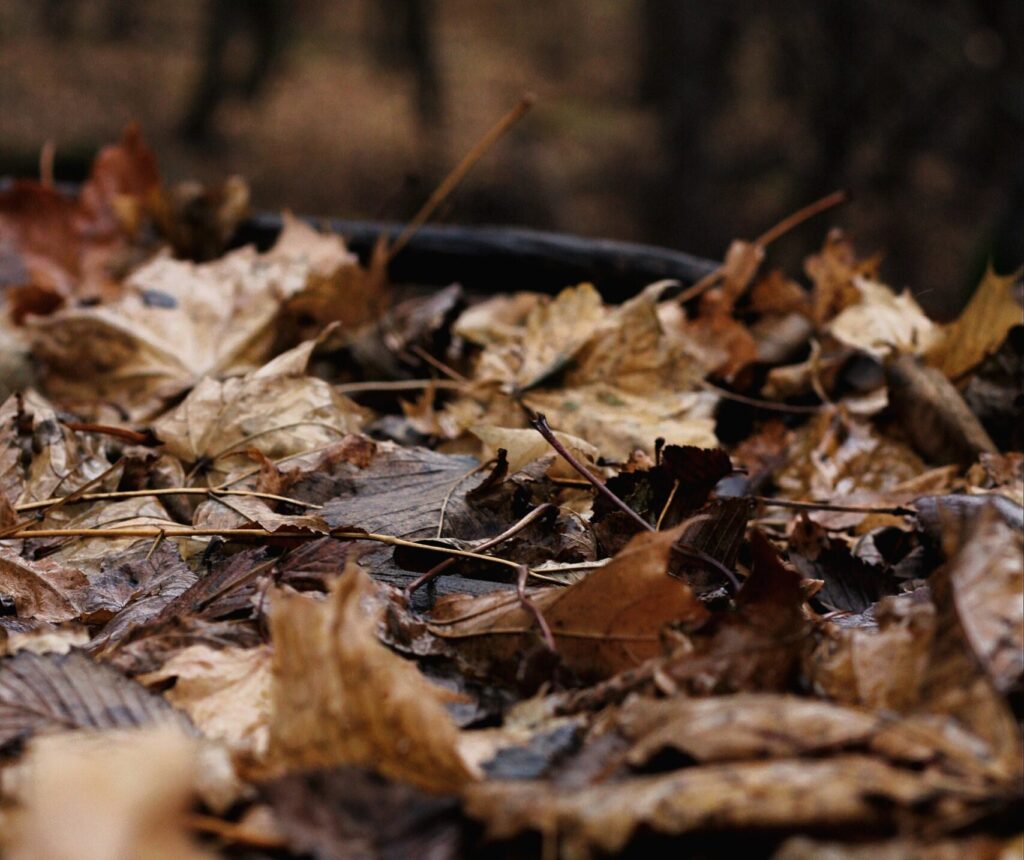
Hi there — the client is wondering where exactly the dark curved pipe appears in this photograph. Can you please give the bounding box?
[234,213,719,302]
[1,179,720,301]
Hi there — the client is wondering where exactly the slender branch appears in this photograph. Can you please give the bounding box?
[531,413,653,533]
[751,496,913,516]
[755,189,849,247]
[334,378,464,395]
[408,346,470,383]
[387,93,535,262]
[655,480,679,531]
[14,487,322,514]
[407,503,555,595]
[699,381,822,414]
[0,520,558,650]
[675,189,849,305]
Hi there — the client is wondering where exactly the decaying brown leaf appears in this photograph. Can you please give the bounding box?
[153,337,367,484]
[428,523,709,682]
[464,755,982,858]
[268,563,478,791]
[0,649,192,753]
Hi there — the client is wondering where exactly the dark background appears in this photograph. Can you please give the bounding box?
[1,0,1021,316]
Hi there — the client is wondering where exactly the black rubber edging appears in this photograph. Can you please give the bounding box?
[234,213,719,302]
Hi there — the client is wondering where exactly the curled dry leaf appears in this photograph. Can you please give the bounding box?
[2,727,211,860]
[268,564,478,792]
[427,523,709,682]
[915,506,1023,780]
[619,693,939,768]
[807,592,937,712]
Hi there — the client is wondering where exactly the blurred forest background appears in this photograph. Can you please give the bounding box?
[0,0,1021,316]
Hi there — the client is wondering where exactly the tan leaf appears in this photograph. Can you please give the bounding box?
[268,212,384,335]
[153,338,367,485]
[427,524,709,681]
[470,424,600,478]
[268,564,477,792]
[3,727,212,860]
[523,386,717,462]
[917,506,1023,780]
[927,267,1024,379]
[807,594,936,712]
[828,277,938,359]
[470,282,606,389]
[805,229,882,326]
[28,247,299,417]
[141,644,271,758]
[0,546,88,622]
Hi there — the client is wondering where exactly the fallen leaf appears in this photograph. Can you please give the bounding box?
[3,727,211,860]
[806,592,936,712]
[465,755,978,857]
[467,282,606,390]
[618,693,937,769]
[0,545,88,622]
[268,564,478,791]
[471,424,600,478]
[428,523,709,681]
[927,267,1024,379]
[828,277,939,359]
[153,337,367,484]
[141,644,271,758]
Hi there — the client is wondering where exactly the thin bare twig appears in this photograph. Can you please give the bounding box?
[334,378,464,395]
[675,190,849,305]
[699,381,822,414]
[14,487,322,514]
[751,496,913,516]
[531,412,652,533]
[386,93,535,262]
[408,503,555,595]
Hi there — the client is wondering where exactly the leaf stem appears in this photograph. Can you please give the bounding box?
[14,487,322,514]
[531,412,653,533]
[750,496,913,516]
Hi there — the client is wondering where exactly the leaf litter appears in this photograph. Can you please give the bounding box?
[0,129,1021,859]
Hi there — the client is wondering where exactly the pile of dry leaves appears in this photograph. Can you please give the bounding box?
[0,128,1021,859]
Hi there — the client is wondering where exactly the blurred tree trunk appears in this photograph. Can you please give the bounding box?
[638,0,735,255]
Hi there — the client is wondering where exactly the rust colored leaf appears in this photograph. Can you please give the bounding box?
[428,523,709,681]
